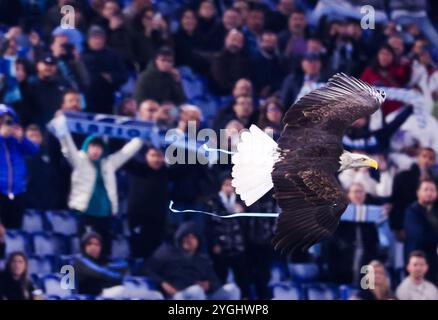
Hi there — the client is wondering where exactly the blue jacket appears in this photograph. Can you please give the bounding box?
[0,136,39,196]
[404,202,438,258]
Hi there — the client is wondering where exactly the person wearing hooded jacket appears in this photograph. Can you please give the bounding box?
[49,113,143,256]
[0,105,39,229]
[73,231,127,296]
[142,221,241,300]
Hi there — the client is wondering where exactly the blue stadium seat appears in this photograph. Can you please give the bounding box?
[339,284,359,300]
[32,232,69,256]
[45,211,78,236]
[288,263,320,283]
[111,235,130,259]
[28,255,54,276]
[181,77,204,100]
[5,230,29,255]
[22,210,45,233]
[272,283,303,300]
[42,274,73,298]
[69,236,80,254]
[306,283,340,300]
[64,295,94,300]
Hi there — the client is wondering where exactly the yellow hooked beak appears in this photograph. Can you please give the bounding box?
[364,158,379,170]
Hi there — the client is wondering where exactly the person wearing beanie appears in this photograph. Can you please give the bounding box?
[73,231,127,296]
[142,221,241,300]
[0,104,38,228]
[48,112,143,256]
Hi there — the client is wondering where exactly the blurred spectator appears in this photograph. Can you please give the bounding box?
[360,44,410,115]
[390,148,438,240]
[257,96,284,139]
[123,0,152,23]
[0,252,41,300]
[389,0,438,48]
[73,231,127,296]
[24,124,58,210]
[131,7,170,71]
[280,52,327,108]
[124,147,169,258]
[218,8,244,44]
[46,90,85,210]
[9,59,34,127]
[266,0,295,33]
[137,99,160,122]
[143,221,241,300]
[404,179,438,284]
[343,105,413,154]
[250,31,284,98]
[173,8,209,75]
[197,0,222,52]
[98,2,135,69]
[82,25,128,114]
[46,33,90,91]
[233,0,250,22]
[134,47,186,105]
[324,183,380,284]
[213,95,255,131]
[49,113,143,256]
[352,260,394,300]
[242,4,266,58]
[27,53,70,129]
[279,9,308,61]
[211,29,250,95]
[0,105,38,228]
[396,250,438,300]
[205,174,251,299]
[118,95,137,117]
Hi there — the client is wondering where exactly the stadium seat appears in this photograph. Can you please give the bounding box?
[288,263,320,282]
[339,284,359,300]
[306,283,340,300]
[28,255,54,276]
[45,211,78,236]
[5,230,28,255]
[272,283,303,300]
[64,295,94,300]
[22,210,45,233]
[42,274,73,298]
[69,236,80,254]
[32,232,69,256]
[111,235,130,259]
[122,277,164,300]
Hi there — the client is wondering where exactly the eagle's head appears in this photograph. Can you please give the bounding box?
[375,89,386,105]
[338,151,378,172]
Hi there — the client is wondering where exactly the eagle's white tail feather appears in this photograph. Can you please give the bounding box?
[231,125,278,206]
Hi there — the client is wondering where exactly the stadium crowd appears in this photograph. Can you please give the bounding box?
[1,0,438,300]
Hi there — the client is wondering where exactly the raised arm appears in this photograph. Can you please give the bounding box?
[107,138,143,170]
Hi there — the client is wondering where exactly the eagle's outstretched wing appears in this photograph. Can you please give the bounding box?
[272,73,384,254]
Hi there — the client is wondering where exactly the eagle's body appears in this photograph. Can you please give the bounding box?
[231,73,385,255]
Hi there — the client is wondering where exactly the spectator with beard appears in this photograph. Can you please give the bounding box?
[250,31,284,98]
[210,29,250,95]
[82,25,128,114]
[213,95,256,132]
[390,148,438,241]
[404,180,438,284]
